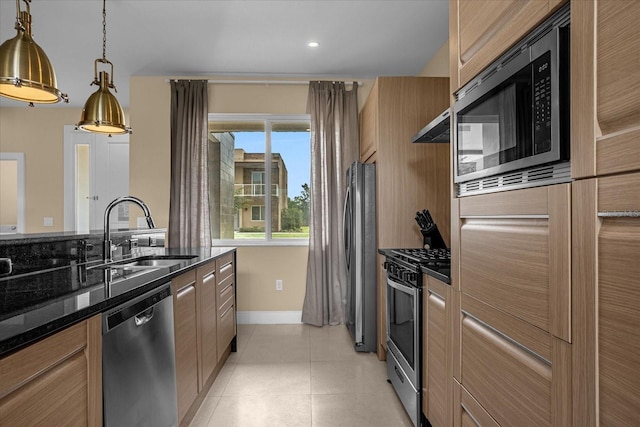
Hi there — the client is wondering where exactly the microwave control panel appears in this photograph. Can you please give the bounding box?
[533,51,552,154]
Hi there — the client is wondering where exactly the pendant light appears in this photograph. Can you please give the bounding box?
[77,0,130,134]
[0,0,68,105]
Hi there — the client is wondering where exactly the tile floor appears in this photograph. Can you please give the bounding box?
[188,323,414,427]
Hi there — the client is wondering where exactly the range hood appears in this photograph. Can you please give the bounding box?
[412,108,450,143]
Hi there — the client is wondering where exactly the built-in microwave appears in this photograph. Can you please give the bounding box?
[453,5,570,196]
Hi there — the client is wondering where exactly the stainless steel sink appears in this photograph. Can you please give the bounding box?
[115,255,197,269]
[120,259,185,268]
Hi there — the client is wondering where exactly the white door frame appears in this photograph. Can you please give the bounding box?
[0,152,25,234]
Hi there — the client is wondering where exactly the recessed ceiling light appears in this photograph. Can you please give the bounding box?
[308,41,319,48]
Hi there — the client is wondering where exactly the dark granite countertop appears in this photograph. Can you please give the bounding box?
[0,246,235,357]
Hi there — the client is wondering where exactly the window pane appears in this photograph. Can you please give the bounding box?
[272,128,310,239]
[209,122,266,239]
[208,116,310,241]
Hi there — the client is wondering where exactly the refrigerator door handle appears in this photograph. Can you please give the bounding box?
[343,184,351,270]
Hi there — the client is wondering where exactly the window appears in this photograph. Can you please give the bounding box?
[208,114,310,244]
[251,205,265,221]
[251,171,265,195]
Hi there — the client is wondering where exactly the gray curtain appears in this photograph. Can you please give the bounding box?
[302,81,359,326]
[168,80,211,249]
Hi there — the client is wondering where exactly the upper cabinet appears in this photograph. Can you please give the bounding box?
[449,0,567,93]
[572,1,640,178]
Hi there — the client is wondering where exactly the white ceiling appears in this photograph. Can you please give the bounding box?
[0,0,449,108]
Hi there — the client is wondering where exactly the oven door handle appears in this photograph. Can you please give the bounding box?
[387,277,415,294]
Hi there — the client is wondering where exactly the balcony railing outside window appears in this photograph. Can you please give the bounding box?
[235,184,280,197]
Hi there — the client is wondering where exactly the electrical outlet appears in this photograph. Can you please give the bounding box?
[43,217,53,227]
[276,279,283,291]
[137,217,147,228]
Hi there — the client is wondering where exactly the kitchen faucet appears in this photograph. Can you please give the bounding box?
[103,196,155,263]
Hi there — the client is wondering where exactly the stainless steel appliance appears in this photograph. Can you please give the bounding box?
[454,4,570,196]
[343,161,377,352]
[381,211,450,427]
[102,283,178,427]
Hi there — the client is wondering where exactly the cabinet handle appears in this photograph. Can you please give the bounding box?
[220,304,234,318]
[598,211,640,218]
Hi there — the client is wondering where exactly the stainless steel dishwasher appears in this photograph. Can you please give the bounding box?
[102,283,178,427]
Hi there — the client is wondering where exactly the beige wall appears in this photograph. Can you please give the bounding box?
[129,76,372,316]
[0,107,96,232]
[419,41,450,77]
[235,246,308,311]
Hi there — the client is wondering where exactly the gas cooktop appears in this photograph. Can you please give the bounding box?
[379,247,451,285]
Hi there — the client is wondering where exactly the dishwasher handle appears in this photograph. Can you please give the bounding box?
[103,283,171,333]
[134,307,155,326]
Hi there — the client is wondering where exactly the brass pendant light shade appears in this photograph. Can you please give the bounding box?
[77,66,129,134]
[0,0,68,104]
[77,0,130,135]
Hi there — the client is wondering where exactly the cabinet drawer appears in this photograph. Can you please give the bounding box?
[461,314,552,426]
[216,253,234,281]
[217,273,234,296]
[458,184,570,340]
[218,283,234,314]
[217,302,236,361]
[458,294,571,427]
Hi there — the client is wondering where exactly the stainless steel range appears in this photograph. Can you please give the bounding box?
[380,210,450,427]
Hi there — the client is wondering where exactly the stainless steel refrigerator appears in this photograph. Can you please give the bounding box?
[343,161,377,352]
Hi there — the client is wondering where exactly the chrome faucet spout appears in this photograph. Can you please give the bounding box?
[103,196,155,263]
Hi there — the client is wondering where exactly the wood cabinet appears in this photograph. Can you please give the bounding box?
[216,252,236,361]
[456,184,571,341]
[454,293,571,427]
[422,276,452,427]
[573,175,640,425]
[0,316,102,426]
[449,0,567,92]
[197,260,217,389]
[451,185,572,426]
[172,269,199,423]
[172,251,236,426]
[572,1,640,179]
[360,76,451,359]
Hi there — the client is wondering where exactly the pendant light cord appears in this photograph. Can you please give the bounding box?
[102,0,107,61]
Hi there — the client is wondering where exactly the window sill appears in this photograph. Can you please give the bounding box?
[212,239,309,247]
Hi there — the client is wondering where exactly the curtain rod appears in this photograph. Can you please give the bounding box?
[165,79,361,86]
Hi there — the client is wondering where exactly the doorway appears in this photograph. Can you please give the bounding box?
[63,125,129,232]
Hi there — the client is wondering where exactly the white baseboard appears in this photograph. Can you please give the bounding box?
[237,311,303,325]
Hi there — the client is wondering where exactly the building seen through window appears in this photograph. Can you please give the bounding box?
[208,115,310,241]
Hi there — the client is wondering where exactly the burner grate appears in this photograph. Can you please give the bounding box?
[390,248,450,266]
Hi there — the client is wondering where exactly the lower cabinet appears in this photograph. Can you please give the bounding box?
[573,175,640,425]
[172,269,199,423]
[172,252,237,426]
[0,315,102,426]
[453,293,571,426]
[422,276,452,427]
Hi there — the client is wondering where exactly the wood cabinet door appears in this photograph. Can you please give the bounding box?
[452,0,566,90]
[572,1,640,178]
[458,184,571,341]
[423,277,452,427]
[459,294,571,427]
[0,316,102,427]
[172,271,198,424]
[359,81,378,162]
[574,175,640,425]
[197,260,217,388]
